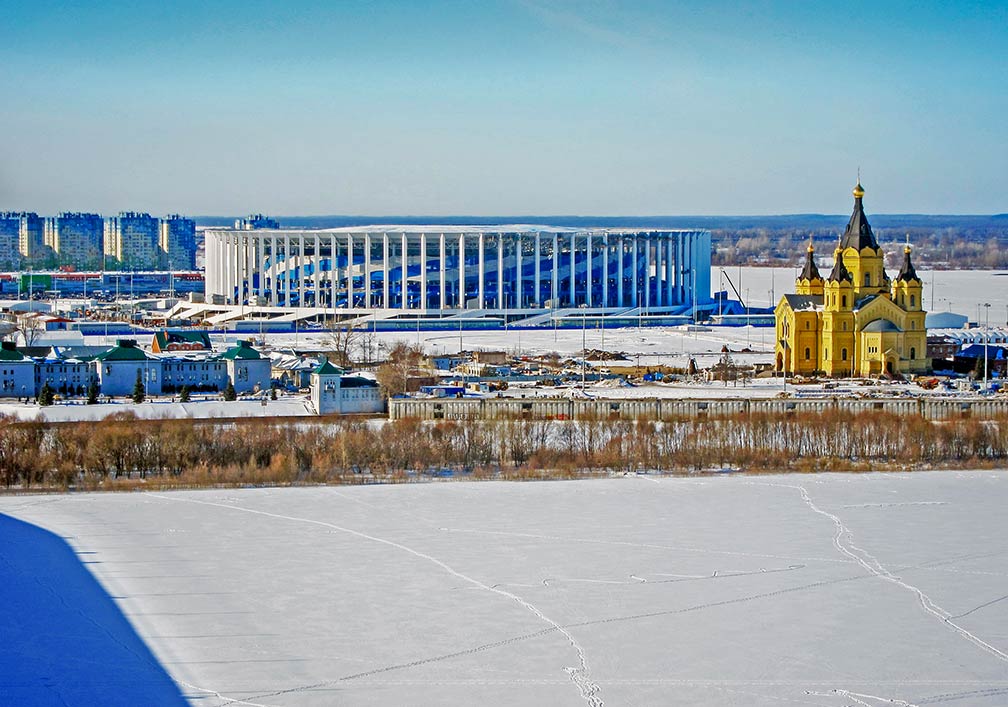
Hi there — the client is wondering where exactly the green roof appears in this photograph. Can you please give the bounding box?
[0,341,28,362]
[154,329,212,350]
[221,340,262,360]
[94,340,151,362]
[313,358,344,375]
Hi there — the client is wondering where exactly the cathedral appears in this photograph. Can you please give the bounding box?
[774,182,928,377]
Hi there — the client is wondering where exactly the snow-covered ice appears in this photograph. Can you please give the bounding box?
[4,472,1008,706]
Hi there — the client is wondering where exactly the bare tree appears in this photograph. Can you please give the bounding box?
[15,313,45,347]
[327,317,366,367]
[376,342,425,396]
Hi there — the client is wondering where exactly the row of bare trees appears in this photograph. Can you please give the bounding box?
[2,410,1006,491]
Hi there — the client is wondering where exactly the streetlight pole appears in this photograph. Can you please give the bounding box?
[984,302,991,392]
[580,304,587,390]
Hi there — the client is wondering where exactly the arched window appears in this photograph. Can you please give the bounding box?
[842,295,847,307]
[841,348,848,361]
[865,273,871,286]
[805,320,810,329]
[804,347,811,360]
[910,347,916,359]
[825,349,829,359]
[910,294,915,308]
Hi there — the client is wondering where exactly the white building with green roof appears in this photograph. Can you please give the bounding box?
[310,358,383,415]
[220,340,272,394]
[0,341,36,398]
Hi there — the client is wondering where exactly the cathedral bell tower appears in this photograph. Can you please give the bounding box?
[839,182,889,301]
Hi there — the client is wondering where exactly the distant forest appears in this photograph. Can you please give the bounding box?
[196,214,1008,270]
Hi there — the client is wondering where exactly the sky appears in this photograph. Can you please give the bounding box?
[1,1,1005,216]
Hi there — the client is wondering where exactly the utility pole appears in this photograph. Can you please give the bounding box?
[984,302,991,392]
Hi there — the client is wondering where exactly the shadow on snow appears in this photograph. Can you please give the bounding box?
[0,513,187,706]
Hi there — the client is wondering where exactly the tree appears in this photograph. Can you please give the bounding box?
[16,312,45,347]
[376,342,425,397]
[179,385,191,403]
[132,369,145,403]
[270,385,278,401]
[327,318,366,367]
[86,380,98,405]
[37,382,54,407]
[223,380,237,401]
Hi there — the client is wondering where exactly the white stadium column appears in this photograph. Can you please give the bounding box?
[343,234,351,309]
[298,234,306,308]
[478,233,485,309]
[569,233,576,306]
[667,238,675,305]
[644,237,651,309]
[632,237,639,307]
[382,233,390,309]
[419,232,427,311]
[401,232,408,310]
[366,232,374,306]
[654,234,663,307]
[458,233,466,309]
[533,233,541,307]
[269,235,277,305]
[602,233,609,308]
[439,233,446,309]
[313,234,321,307]
[497,234,504,309]
[515,234,522,309]
[551,233,559,306]
[258,235,267,301]
[612,236,620,304]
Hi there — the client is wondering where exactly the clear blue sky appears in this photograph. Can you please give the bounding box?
[1,1,1005,216]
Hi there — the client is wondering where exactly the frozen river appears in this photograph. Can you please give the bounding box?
[3,472,1008,706]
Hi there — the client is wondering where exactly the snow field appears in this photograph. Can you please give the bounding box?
[3,472,1008,705]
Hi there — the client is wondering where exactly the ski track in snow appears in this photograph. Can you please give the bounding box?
[755,481,1008,666]
[442,526,852,566]
[807,688,920,707]
[145,492,604,707]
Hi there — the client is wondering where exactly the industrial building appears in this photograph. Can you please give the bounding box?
[202,226,711,325]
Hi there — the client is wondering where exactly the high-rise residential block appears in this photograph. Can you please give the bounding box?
[234,214,279,230]
[45,212,104,269]
[0,212,46,267]
[159,214,197,270]
[104,212,160,270]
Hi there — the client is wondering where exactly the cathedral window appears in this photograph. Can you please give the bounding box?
[841,348,848,361]
[842,295,847,307]
[804,347,811,360]
[910,294,915,308]
[865,273,870,286]
[910,347,916,359]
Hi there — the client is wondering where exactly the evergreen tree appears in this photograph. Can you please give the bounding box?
[86,380,98,405]
[37,382,54,407]
[132,369,145,404]
[223,380,237,401]
[270,385,277,401]
[179,385,191,403]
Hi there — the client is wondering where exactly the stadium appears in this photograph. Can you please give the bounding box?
[200,226,711,327]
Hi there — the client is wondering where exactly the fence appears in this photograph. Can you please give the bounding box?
[389,396,1008,422]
